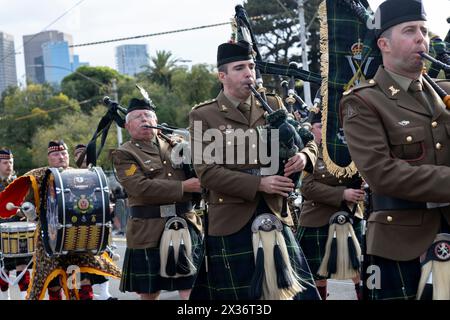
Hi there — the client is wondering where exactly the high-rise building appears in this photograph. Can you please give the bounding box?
[23,30,73,84]
[42,41,86,85]
[0,32,18,94]
[115,44,149,76]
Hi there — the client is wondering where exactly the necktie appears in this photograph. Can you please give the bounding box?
[238,102,251,123]
[409,80,434,115]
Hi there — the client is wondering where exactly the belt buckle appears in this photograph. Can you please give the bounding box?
[160,204,176,218]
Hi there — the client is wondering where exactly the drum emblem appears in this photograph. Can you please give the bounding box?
[434,242,450,261]
[76,195,92,213]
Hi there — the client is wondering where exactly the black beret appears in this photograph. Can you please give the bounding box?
[127,98,154,114]
[48,140,68,154]
[0,148,13,160]
[375,0,427,38]
[310,111,322,125]
[217,41,253,67]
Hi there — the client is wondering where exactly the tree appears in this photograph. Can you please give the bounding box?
[138,50,179,89]
[61,66,126,112]
[243,0,321,73]
[31,105,118,169]
[0,84,80,173]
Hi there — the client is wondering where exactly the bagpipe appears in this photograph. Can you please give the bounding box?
[233,5,315,192]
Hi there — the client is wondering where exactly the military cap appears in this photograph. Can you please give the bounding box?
[375,0,427,38]
[310,111,322,125]
[127,98,154,114]
[217,40,253,67]
[0,148,13,160]
[48,140,68,154]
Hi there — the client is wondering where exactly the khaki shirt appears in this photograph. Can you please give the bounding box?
[189,90,318,236]
[112,135,202,249]
[340,66,450,260]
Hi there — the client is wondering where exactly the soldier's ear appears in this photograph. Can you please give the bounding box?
[377,37,390,53]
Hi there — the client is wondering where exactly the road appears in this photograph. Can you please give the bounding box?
[5,234,356,300]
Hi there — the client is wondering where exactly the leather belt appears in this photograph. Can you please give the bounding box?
[372,194,427,211]
[130,202,193,219]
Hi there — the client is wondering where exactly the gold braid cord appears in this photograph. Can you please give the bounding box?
[319,1,358,178]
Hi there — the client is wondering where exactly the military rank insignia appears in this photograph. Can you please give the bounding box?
[125,164,137,176]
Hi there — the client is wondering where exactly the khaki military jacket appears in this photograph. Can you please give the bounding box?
[300,148,363,228]
[112,135,201,249]
[189,90,318,236]
[340,66,450,261]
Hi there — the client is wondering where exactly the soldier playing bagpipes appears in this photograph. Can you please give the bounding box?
[111,98,204,300]
[188,5,321,300]
[340,0,450,300]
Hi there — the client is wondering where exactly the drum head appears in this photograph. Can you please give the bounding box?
[40,167,111,256]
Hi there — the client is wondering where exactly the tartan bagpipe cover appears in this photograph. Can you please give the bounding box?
[319,0,382,177]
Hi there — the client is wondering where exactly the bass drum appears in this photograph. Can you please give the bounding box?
[40,167,112,256]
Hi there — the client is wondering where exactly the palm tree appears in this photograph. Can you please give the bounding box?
[145,50,179,88]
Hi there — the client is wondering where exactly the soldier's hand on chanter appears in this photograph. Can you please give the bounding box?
[343,188,365,203]
[182,177,202,193]
[284,152,307,177]
[258,176,294,197]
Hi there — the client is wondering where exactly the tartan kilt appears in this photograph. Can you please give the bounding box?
[296,219,363,280]
[2,256,32,271]
[190,217,320,300]
[120,221,203,294]
[363,255,421,300]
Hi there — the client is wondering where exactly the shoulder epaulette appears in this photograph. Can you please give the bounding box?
[192,99,217,110]
[343,79,377,96]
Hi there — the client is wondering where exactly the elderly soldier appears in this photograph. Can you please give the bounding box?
[189,40,320,300]
[296,113,365,300]
[112,98,203,300]
[0,148,31,300]
[340,0,450,300]
[20,140,121,300]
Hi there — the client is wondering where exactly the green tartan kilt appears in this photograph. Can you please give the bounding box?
[363,255,421,300]
[189,217,320,300]
[296,219,363,280]
[1,256,32,271]
[120,221,203,294]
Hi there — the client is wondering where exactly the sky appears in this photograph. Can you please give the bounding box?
[0,0,449,87]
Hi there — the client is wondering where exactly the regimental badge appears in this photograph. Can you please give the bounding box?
[434,241,450,261]
[74,195,93,214]
[398,120,410,126]
[389,86,400,96]
[344,39,375,85]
